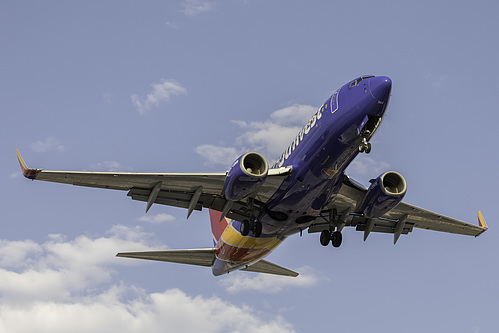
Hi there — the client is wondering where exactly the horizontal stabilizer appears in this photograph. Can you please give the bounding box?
[242,260,299,277]
[117,249,299,277]
[116,248,216,267]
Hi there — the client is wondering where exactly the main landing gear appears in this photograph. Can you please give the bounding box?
[240,197,262,238]
[240,220,262,237]
[319,208,349,248]
[320,230,342,247]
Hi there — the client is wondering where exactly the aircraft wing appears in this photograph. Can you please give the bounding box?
[16,150,292,219]
[309,175,488,242]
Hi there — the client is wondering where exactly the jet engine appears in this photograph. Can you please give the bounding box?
[223,152,269,201]
[361,171,407,218]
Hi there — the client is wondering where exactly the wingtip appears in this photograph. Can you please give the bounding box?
[478,211,488,229]
[16,149,41,180]
[476,211,488,236]
[16,149,26,170]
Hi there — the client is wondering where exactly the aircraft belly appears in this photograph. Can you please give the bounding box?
[255,88,392,239]
[212,222,284,275]
[258,133,364,237]
[217,242,272,263]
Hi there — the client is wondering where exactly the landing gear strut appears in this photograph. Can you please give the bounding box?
[358,130,372,154]
[358,138,372,154]
[320,230,342,247]
[240,198,263,238]
[319,208,349,248]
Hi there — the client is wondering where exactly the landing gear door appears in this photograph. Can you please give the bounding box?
[357,115,369,136]
[358,116,382,139]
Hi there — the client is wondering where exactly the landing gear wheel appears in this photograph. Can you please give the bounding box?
[365,143,371,154]
[240,220,250,236]
[320,230,331,246]
[254,221,262,238]
[359,138,371,154]
[331,231,342,248]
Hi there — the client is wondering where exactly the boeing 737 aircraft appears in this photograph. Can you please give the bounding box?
[17,76,488,277]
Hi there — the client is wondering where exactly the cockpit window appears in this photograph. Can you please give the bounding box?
[349,75,376,87]
[349,78,360,87]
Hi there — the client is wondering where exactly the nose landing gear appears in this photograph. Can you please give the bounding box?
[359,129,372,154]
[358,138,372,154]
[358,129,372,154]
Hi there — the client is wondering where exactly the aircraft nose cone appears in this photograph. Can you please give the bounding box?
[368,76,392,103]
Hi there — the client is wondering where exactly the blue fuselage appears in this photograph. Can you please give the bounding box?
[213,76,392,275]
[240,76,391,237]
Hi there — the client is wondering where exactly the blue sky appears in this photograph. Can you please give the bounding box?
[1,1,498,332]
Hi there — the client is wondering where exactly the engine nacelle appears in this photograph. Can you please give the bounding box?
[361,171,407,218]
[223,152,269,201]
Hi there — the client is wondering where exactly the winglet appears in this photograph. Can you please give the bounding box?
[477,211,488,236]
[16,150,42,180]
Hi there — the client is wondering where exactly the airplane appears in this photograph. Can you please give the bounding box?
[17,75,488,277]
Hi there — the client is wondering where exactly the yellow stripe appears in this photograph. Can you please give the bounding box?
[16,149,28,170]
[478,211,488,229]
[221,224,282,251]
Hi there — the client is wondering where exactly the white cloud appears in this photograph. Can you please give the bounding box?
[0,286,296,333]
[0,225,156,305]
[166,21,179,29]
[233,120,300,159]
[345,155,391,179]
[234,104,317,158]
[220,266,320,294]
[0,227,296,333]
[425,72,449,88]
[138,213,176,224]
[195,104,317,166]
[269,104,317,126]
[8,172,21,179]
[180,0,214,16]
[0,239,41,269]
[131,79,187,115]
[194,144,241,166]
[31,137,67,153]
[102,92,113,103]
[88,161,132,172]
